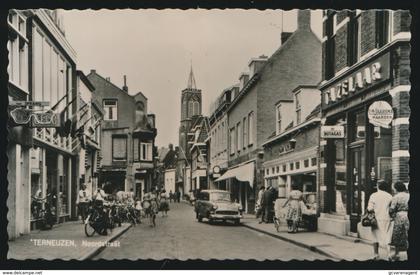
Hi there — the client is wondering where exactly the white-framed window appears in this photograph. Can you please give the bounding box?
[276,105,282,134]
[141,142,153,161]
[248,112,254,146]
[229,127,235,155]
[295,92,302,125]
[8,11,28,91]
[237,122,242,152]
[103,99,118,121]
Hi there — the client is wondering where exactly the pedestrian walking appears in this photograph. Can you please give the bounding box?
[169,190,174,203]
[255,186,265,219]
[159,189,170,217]
[77,184,90,223]
[283,184,306,233]
[389,182,409,261]
[259,185,276,224]
[367,180,393,260]
[177,190,181,203]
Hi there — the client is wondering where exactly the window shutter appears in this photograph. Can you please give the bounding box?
[113,136,127,160]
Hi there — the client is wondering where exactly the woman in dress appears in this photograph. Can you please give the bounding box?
[389,182,409,261]
[283,184,306,233]
[159,189,170,217]
[367,180,393,260]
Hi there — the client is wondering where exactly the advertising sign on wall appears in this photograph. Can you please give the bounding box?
[321,125,345,139]
[368,100,394,128]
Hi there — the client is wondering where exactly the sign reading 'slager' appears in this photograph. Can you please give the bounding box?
[321,126,345,138]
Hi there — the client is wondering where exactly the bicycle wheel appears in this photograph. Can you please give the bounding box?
[84,222,96,237]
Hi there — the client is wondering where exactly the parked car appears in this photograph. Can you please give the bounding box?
[194,189,243,225]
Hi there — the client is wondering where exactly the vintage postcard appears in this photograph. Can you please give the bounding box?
[6,8,411,262]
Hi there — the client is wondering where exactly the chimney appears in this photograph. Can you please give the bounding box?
[297,9,311,31]
[281,32,293,45]
[90,69,96,74]
[122,75,128,92]
[239,72,250,91]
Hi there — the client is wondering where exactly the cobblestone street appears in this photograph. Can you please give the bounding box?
[94,202,328,260]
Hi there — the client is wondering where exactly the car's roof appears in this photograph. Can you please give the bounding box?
[200,189,230,193]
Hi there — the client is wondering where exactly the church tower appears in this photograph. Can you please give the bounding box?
[179,65,202,160]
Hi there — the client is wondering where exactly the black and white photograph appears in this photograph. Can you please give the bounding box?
[4,7,413,265]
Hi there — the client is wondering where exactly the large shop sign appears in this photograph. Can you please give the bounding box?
[10,108,60,128]
[320,125,345,138]
[368,101,394,128]
[322,52,390,108]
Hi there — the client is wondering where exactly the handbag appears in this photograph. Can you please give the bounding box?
[361,209,378,228]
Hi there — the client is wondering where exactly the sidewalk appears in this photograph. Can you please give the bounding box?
[241,215,390,261]
[8,221,131,260]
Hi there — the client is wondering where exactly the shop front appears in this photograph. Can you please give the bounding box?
[318,46,409,238]
[215,161,255,213]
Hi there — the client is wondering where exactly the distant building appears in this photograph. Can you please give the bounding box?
[217,10,322,213]
[190,116,210,190]
[177,66,202,197]
[88,71,157,199]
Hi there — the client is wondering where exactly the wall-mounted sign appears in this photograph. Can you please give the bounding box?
[321,125,345,138]
[213,165,221,174]
[10,101,49,107]
[322,53,390,108]
[368,100,393,128]
[31,112,60,128]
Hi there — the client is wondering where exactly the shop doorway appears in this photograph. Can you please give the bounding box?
[349,146,366,233]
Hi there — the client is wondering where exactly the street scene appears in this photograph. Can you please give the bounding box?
[6,9,410,262]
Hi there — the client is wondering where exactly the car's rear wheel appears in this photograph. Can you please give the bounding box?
[234,219,240,226]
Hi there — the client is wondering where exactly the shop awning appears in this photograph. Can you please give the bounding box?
[215,161,254,188]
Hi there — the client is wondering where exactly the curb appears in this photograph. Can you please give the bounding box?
[78,224,132,260]
[241,223,342,260]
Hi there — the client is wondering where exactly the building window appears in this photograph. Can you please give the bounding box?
[243,117,247,149]
[295,92,301,125]
[141,142,153,161]
[276,166,279,173]
[290,163,294,171]
[283,165,287,172]
[237,122,242,152]
[295,161,300,170]
[229,128,235,155]
[112,135,127,161]
[376,10,390,48]
[324,13,336,80]
[248,112,254,146]
[348,11,361,66]
[272,167,275,174]
[276,105,282,134]
[8,13,28,90]
[304,159,309,168]
[266,169,269,175]
[311,158,317,166]
[133,138,140,161]
[104,99,118,121]
[193,101,200,116]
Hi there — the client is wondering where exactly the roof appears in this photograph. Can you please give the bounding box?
[187,65,197,90]
[305,104,321,120]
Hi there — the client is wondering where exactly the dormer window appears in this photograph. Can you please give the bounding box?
[276,105,282,134]
[295,92,302,125]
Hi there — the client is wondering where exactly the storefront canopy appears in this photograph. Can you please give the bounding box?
[215,161,254,188]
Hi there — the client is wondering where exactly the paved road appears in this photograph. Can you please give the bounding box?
[94,202,329,260]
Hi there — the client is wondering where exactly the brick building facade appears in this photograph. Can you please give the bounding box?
[217,10,322,213]
[317,10,411,239]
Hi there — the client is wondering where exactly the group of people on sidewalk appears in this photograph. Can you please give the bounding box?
[367,180,409,261]
[256,184,316,233]
[255,179,409,261]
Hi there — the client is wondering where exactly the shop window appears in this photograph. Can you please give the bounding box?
[304,159,309,168]
[332,116,348,215]
[278,177,287,198]
[351,110,366,142]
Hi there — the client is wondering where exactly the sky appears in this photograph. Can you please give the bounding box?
[61,9,323,148]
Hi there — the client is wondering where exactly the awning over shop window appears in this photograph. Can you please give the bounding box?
[215,161,254,188]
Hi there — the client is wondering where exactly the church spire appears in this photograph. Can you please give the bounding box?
[187,62,197,90]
